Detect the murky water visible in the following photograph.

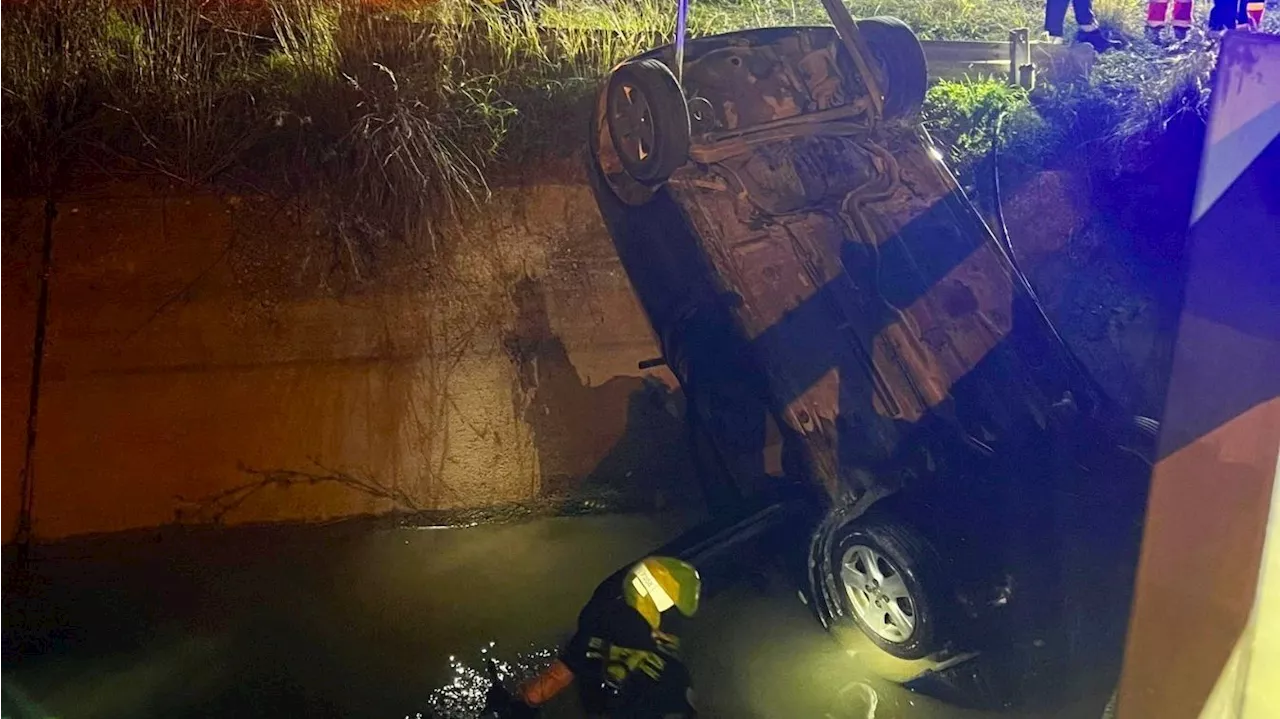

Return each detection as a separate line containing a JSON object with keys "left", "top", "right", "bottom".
{"left": 3, "top": 515, "right": 1073, "bottom": 718}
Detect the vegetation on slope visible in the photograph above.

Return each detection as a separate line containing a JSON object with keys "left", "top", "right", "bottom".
{"left": 0, "top": 0, "right": 1234, "bottom": 270}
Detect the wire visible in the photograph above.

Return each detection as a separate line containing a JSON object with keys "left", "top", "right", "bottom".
{"left": 986, "top": 110, "right": 1104, "bottom": 412}
{"left": 989, "top": 111, "right": 1015, "bottom": 262}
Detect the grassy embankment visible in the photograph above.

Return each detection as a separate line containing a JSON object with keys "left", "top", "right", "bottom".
{"left": 0, "top": 0, "right": 1233, "bottom": 265}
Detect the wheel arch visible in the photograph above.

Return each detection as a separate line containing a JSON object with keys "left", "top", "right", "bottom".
{"left": 805, "top": 490, "right": 903, "bottom": 630}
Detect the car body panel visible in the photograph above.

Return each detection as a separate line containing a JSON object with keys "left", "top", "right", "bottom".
{"left": 591, "top": 27, "right": 1099, "bottom": 511}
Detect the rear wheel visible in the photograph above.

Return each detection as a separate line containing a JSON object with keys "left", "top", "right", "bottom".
{"left": 605, "top": 58, "right": 691, "bottom": 185}
{"left": 857, "top": 17, "right": 929, "bottom": 120}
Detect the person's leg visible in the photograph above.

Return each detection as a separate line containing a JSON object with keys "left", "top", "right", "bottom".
{"left": 1045, "top": 0, "right": 1071, "bottom": 37}
{"left": 1245, "top": 1, "right": 1265, "bottom": 28}
{"left": 1074, "top": 0, "right": 1121, "bottom": 51}
{"left": 1146, "top": 0, "right": 1171, "bottom": 40}
{"left": 1073, "top": 0, "right": 1098, "bottom": 29}
{"left": 1147, "top": 0, "right": 1172, "bottom": 29}
{"left": 1209, "top": 0, "right": 1238, "bottom": 29}
{"left": 1171, "top": 0, "right": 1194, "bottom": 39}
{"left": 1238, "top": 0, "right": 1258, "bottom": 26}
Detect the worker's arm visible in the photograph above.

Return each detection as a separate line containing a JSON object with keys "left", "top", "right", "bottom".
{"left": 519, "top": 659, "right": 575, "bottom": 706}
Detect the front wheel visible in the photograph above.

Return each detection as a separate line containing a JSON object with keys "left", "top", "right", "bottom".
{"left": 812, "top": 509, "right": 953, "bottom": 659}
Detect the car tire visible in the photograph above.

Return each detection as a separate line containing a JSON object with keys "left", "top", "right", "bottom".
{"left": 857, "top": 17, "right": 928, "bottom": 120}
{"left": 605, "top": 58, "right": 691, "bottom": 185}
{"left": 812, "top": 508, "right": 951, "bottom": 659}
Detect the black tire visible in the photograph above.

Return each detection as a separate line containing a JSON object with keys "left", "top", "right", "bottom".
{"left": 857, "top": 17, "right": 929, "bottom": 120}
{"left": 823, "top": 510, "right": 951, "bottom": 659}
{"left": 605, "top": 58, "right": 691, "bottom": 184}
{"left": 587, "top": 112, "right": 658, "bottom": 207}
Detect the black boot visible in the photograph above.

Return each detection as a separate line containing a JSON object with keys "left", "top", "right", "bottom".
{"left": 1076, "top": 27, "right": 1123, "bottom": 52}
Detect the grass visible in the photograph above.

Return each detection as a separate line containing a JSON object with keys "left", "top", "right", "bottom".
{"left": 924, "top": 78, "right": 1036, "bottom": 170}
{"left": 0, "top": 0, "right": 1219, "bottom": 273}
{"left": 2, "top": 0, "right": 614, "bottom": 264}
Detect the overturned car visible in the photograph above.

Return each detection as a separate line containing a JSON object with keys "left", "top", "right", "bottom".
{"left": 586, "top": 5, "right": 1153, "bottom": 700}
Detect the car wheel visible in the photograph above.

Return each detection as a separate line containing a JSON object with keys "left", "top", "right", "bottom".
{"left": 605, "top": 58, "right": 691, "bottom": 185}
{"left": 857, "top": 17, "right": 928, "bottom": 120}
{"left": 814, "top": 509, "right": 951, "bottom": 659}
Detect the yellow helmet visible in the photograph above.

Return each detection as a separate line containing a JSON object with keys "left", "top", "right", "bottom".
{"left": 621, "top": 556, "right": 701, "bottom": 630}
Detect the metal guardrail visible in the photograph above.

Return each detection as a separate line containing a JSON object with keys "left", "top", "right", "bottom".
{"left": 923, "top": 39, "right": 1015, "bottom": 80}
{"left": 922, "top": 29, "right": 1093, "bottom": 88}
{"left": 396, "top": 19, "right": 1089, "bottom": 90}
{"left": 554, "top": 25, "right": 1094, "bottom": 89}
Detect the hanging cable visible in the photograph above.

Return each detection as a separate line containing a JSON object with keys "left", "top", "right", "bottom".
{"left": 989, "top": 111, "right": 1016, "bottom": 263}
{"left": 987, "top": 110, "right": 1103, "bottom": 411}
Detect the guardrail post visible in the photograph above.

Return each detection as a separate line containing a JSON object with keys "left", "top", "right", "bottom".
{"left": 1009, "top": 28, "right": 1031, "bottom": 88}
{"left": 1019, "top": 63, "right": 1037, "bottom": 90}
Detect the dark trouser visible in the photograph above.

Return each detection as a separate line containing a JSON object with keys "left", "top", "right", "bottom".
{"left": 1045, "top": 0, "right": 1097, "bottom": 36}
{"left": 1208, "top": 0, "right": 1247, "bottom": 29}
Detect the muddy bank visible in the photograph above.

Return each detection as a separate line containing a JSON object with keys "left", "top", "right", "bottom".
{"left": 1002, "top": 166, "right": 1187, "bottom": 420}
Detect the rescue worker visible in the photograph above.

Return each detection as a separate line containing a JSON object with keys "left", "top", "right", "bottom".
{"left": 1145, "top": 0, "right": 1195, "bottom": 42}
{"left": 485, "top": 556, "right": 702, "bottom": 718}
{"left": 1044, "top": 0, "right": 1122, "bottom": 52}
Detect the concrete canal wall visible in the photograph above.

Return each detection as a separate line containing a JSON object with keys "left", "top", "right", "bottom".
{"left": 1, "top": 165, "right": 1171, "bottom": 541}
{"left": 2, "top": 174, "right": 687, "bottom": 541}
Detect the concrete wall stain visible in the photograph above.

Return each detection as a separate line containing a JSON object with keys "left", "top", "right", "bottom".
{"left": 2, "top": 199, "right": 45, "bottom": 544}
{"left": 503, "top": 274, "right": 694, "bottom": 503}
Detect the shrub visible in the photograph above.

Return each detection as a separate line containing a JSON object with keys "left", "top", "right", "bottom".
{"left": 924, "top": 78, "right": 1039, "bottom": 172}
